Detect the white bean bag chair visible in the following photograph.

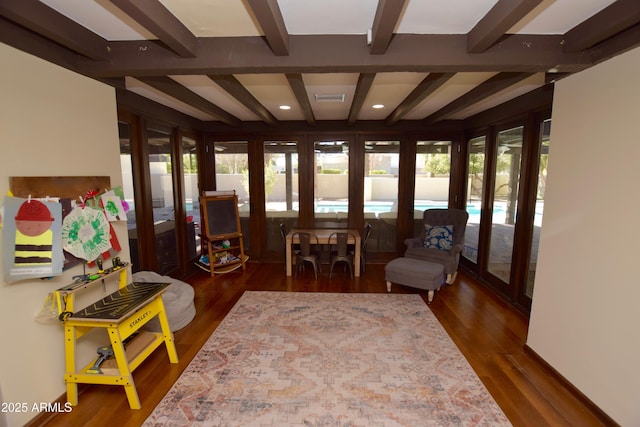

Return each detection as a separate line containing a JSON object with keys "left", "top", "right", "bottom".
{"left": 132, "top": 271, "right": 196, "bottom": 332}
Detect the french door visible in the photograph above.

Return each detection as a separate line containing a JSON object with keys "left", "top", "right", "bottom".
{"left": 263, "top": 140, "right": 299, "bottom": 258}
{"left": 462, "top": 114, "right": 550, "bottom": 312}
{"left": 118, "top": 113, "right": 202, "bottom": 276}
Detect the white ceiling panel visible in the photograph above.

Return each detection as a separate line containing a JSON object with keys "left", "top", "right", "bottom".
{"left": 160, "top": 0, "right": 262, "bottom": 37}
{"left": 404, "top": 72, "right": 496, "bottom": 120}
{"left": 396, "top": 0, "right": 497, "bottom": 34}
{"left": 235, "top": 74, "right": 305, "bottom": 121}
{"left": 449, "top": 73, "right": 547, "bottom": 119}
{"left": 40, "top": 0, "right": 154, "bottom": 40}
{"left": 169, "top": 75, "right": 259, "bottom": 121}
{"left": 360, "top": 72, "right": 429, "bottom": 121}
{"left": 511, "top": 0, "right": 618, "bottom": 34}
{"left": 126, "top": 77, "right": 216, "bottom": 121}
{"left": 278, "top": 0, "right": 378, "bottom": 35}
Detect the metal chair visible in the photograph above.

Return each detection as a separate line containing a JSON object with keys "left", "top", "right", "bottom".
{"left": 329, "top": 232, "right": 355, "bottom": 279}
{"left": 360, "top": 222, "right": 372, "bottom": 272}
{"left": 349, "top": 222, "right": 372, "bottom": 273}
{"left": 292, "top": 232, "right": 321, "bottom": 279}
{"left": 280, "top": 223, "right": 299, "bottom": 272}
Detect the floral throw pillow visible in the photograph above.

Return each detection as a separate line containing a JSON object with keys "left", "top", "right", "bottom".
{"left": 423, "top": 224, "right": 454, "bottom": 251}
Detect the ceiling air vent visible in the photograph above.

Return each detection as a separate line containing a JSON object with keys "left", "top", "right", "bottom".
{"left": 314, "top": 93, "right": 346, "bottom": 103}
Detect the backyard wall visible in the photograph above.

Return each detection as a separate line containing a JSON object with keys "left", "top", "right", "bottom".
{"left": 215, "top": 174, "right": 450, "bottom": 204}
{"left": 527, "top": 46, "right": 640, "bottom": 426}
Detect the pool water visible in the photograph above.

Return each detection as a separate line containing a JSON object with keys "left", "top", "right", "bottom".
{"left": 315, "top": 201, "right": 491, "bottom": 216}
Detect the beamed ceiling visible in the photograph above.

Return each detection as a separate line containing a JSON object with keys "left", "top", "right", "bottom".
{"left": 1, "top": 0, "right": 640, "bottom": 129}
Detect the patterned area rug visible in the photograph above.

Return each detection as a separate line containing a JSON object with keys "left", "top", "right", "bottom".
{"left": 144, "top": 292, "right": 511, "bottom": 426}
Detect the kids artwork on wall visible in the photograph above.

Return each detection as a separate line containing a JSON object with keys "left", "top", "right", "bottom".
{"left": 2, "top": 179, "right": 129, "bottom": 282}
{"left": 101, "top": 189, "right": 127, "bottom": 221}
{"left": 1, "top": 196, "right": 63, "bottom": 282}
{"left": 61, "top": 204, "right": 111, "bottom": 262}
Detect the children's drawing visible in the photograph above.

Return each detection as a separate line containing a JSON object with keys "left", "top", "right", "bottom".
{"left": 1, "top": 196, "right": 63, "bottom": 282}
{"left": 14, "top": 199, "right": 54, "bottom": 267}
{"left": 59, "top": 198, "right": 84, "bottom": 270}
{"left": 101, "top": 190, "right": 126, "bottom": 221}
{"left": 61, "top": 206, "right": 111, "bottom": 262}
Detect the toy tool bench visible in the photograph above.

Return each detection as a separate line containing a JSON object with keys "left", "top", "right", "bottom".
{"left": 54, "top": 263, "right": 178, "bottom": 409}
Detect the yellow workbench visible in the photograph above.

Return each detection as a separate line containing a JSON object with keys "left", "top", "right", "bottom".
{"left": 54, "top": 266, "right": 178, "bottom": 409}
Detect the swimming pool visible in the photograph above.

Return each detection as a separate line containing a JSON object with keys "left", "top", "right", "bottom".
{"left": 315, "top": 200, "right": 491, "bottom": 216}
{"left": 271, "top": 200, "right": 541, "bottom": 226}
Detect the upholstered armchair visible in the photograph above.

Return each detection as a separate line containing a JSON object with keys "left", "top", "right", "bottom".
{"left": 404, "top": 208, "right": 469, "bottom": 284}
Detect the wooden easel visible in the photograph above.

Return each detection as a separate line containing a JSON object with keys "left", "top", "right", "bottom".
{"left": 200, "top": 191, "right": 246, "bottom": 277}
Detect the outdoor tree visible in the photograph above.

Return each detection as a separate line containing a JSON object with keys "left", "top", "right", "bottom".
{"left": 259, "top": 155, "right": 278, "bottom": 198}
{"left": 183, "top": 153, "right": 198, "bottom": 173}
{"left": 424, "top": 154, "right": 450, "bottom": 176}
{"left": 216, "top": 154, "right": 248, "bottom": 174}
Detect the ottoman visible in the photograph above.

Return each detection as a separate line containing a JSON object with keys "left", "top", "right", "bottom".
{"left": 384, "top": 257, "right": 445, "bottom": 303}
{"left": 133, "top": 271, "right": 196, "bottom": 332}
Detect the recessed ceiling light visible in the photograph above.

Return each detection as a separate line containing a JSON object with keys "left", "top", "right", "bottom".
{"left": 372, "top": 104, "right": 385, "bottom": 109}
{"left": 279, "top": 105, "right": 291, "bottom": 110}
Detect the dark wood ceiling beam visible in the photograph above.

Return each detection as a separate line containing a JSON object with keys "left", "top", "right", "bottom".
{"left": 286, "top": 73, "right": 315, "bottom": 125}
{"left": 587, "top": 22, "right": 640, "bottom": 66}
{"left": 544, "top": 72, "right": 571, "bottom": 84}
{"left": 137, "top": 76, "right": 240, "bottom": 126}
{"left": 385, "top": 72, "right": 456, "bottom": 125}
{"left": 246, "top": 0, "right": 289, "bottom": 56}
{"left": 208, "top": 75, "right": 278, "bottom": 127}
{"left": 108, "top": 0, "right": 197, "bottom": 57}
{"left": 348, "top": 73, "right": 376, "bottom": 125}
{"left": 369, "top": 0, "right": 408, "bottom": 54}
{"left": 467, "top": 0, "right": 543, "bottom": 53}
{"left": 0, "top": 0, "right": 108, "bottom": 60}
{"left": 0, "top": 17, "right": 81, "bottom": 70}
{"left": 80, "top": 34, "right": 589, "bottom": 77}
{"left": 117, "top": 88, "right": 204, "bottom": 129}
{"left": 423, "top": 72, "right": 534, "bottom": 125}
{"left": 563, "top": 0, "right": 640, "bottom": 52}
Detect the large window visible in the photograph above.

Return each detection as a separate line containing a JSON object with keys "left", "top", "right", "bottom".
{"left": 413, "top": 141, "right": 452, "bottom": 236}
{"left": 464, "top": 136, "right": 486, "bottom": 264}
{"left": 147, "top": 126, "right": 177, "bottom": 274}
{"left": 214, "top": 141, "right": 250, "bottom": 250}
{"left": 365, "top": 140, "right": 400, "bottom": 251}
{"left": 118, "top": 121, "right": 140, "bottom": 272}
{"left": 264, "top": 141, "right": 299, "bottom": 253}
{"left": 117, "top": 115, "right": 201, "bottom": 275}
{"left": 462, "top": 118, "right": 546, "bottom": 312}
{"left": 314, "top": 140, "right": 349, "bottom": 227}
{"left": 181, "top": 134, "right": 199, "bottom": 262}
{"left": 526, "top": 119, "right": 551, "bottom": 297}
{"left": 488, "top": 126, "right": 523, "bottom": 283}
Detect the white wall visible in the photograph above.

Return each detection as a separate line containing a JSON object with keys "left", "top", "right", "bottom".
{"left": 0, "top": 44, "right": 128, "bottom": 426}
{"left": 528, "top": 46, "right": 640, "bottom": 426}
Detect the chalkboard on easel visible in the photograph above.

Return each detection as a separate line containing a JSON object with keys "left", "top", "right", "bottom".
{"left": 201, "top": 191, "right": 241, "bottom": 239}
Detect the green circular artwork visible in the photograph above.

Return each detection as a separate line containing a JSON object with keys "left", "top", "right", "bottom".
{"left": 61, "top": 206, "right": 111, "bottom": 261}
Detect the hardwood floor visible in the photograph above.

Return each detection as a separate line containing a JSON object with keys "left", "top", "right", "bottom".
{"left": 32, "top": 262, "right": 612, "bottom": 427}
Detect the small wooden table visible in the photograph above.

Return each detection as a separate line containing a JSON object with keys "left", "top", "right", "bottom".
{"left": 286, "top": 228, "right": 361, "bottom": 277}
